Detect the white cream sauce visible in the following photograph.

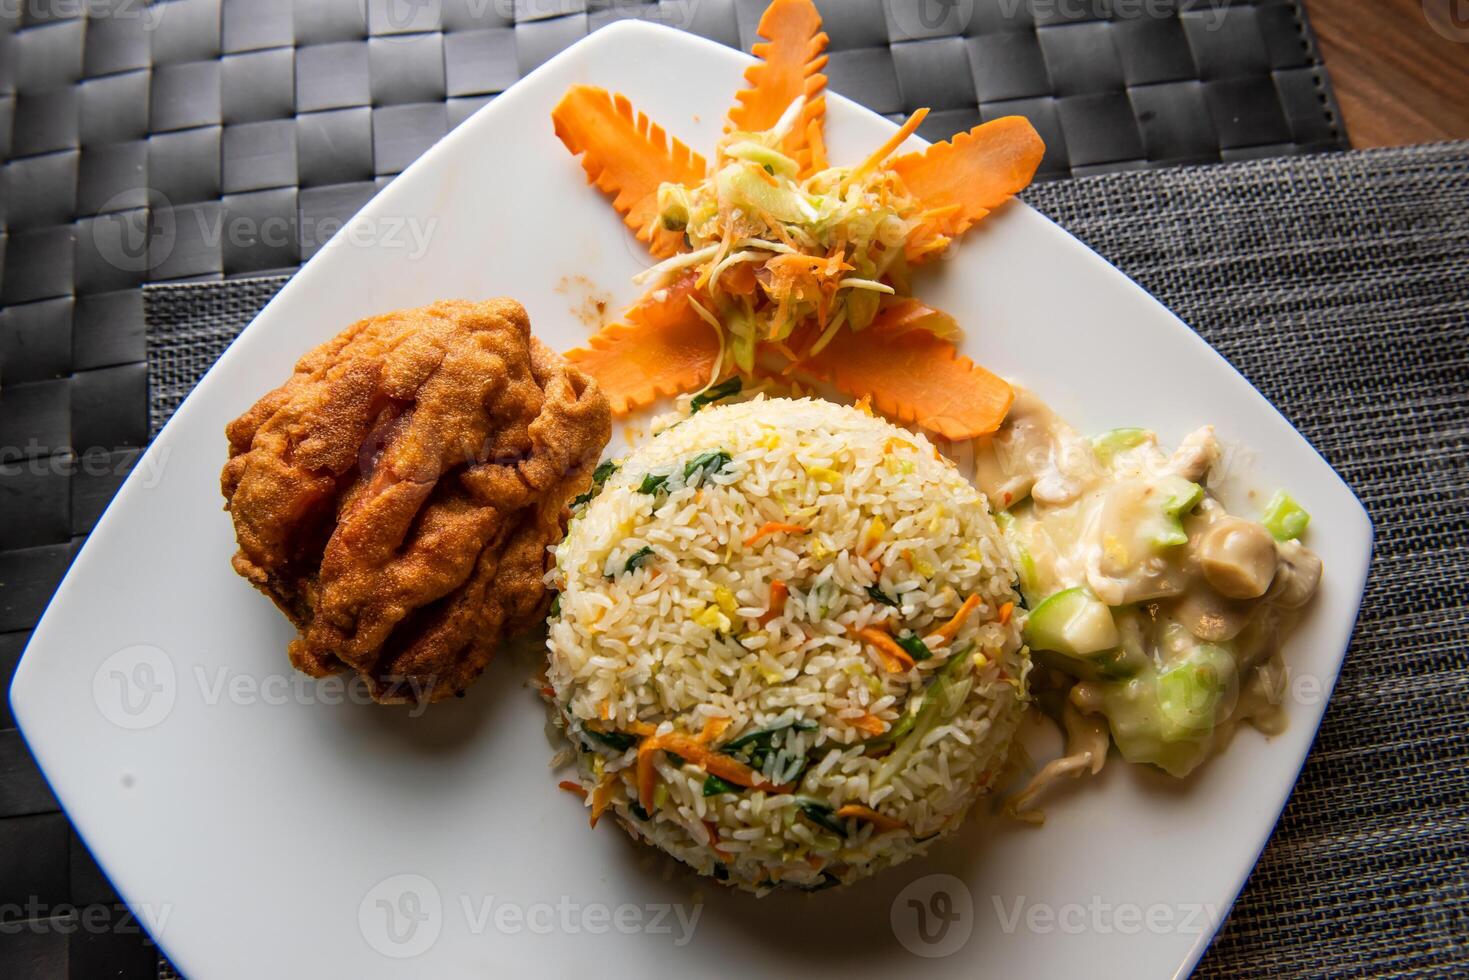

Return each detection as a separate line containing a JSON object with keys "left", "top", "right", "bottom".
{"left": 973, "top": 388, "right": 1324, "bottom": 816}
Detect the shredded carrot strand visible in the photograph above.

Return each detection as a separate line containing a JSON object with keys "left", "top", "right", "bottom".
{"left": 852, "top": 107, "right": 929, "bottom": 179}
{"left": 589, "top": 774, "right": 616, "bottom": 828}
{"left": 759, "top": 580, "right": 790, "bottom": 626}
{"left": 558, "top": 780, "right": 588, "bottom": 799}
{"left": 935, "top": 595, "right": 982, "bottom": 643}
{"left": 743, "top": 521, "right": 809, "bottom": 548}
{"left": 997, "top": 601, "right": 1015, "bottom": 626}
{"left": 851, "top": 713, "right": 887, "bottom": 736}
{"left": 835, "top": 804, "right": 906, "bottom": 832}
{"left": 856, "top": 626, "right": 915, "bottom": 672}
{"left": 636, "top": 719, "right": 776, "bottom": 811}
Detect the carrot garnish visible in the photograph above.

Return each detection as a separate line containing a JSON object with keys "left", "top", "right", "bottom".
{"left": 637, "top": 730, "right": 791, "bottom": 810}
{"left": 743, "top": 521, "right": 809, "bottom": 548}
{"left": 855, "top": 626, "right": 916, "bottom": 673}
{"left": 565, "top": 276, "right": 722, "bottom": 415}
{"left": 852, "top": 107, "right": 929, "bottom": 180}
{"left": 997, "top": 601, "right": 1015, "bottom": 626}
{"left": 726, "top": 0, "right": 829, "bottom": 171}
{"left": 804, "top": 116, "right": 828, "bottom": 174}
{"left": 559, "top": 780, "right": 588, "bottom": 799}
{"left": 835, "top": 804, "right": 906, "bottom": 832}
{"left": 794, "top": 306, "right": 1014, "bottom": 440}
{"left": 758, "top": 579, "right": 790, "bottom": 626}
{"left": 589, "top": 774, "right": 616, "bottom": 827}
{"left": 890, "top": 115, "right": 1044, "bottom": 250}
{"left": 934, "top": 595, "right": 982, "bottom": 643}
{"left": 851, "top": 713, "right": 887, "bottom": 736}
{"left": 552, "top": 85, "right": 707, "bottom": 257}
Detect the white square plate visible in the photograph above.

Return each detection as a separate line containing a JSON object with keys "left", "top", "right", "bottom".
{"left": 12, "top": 20, "right": 1371, "bottom": 980}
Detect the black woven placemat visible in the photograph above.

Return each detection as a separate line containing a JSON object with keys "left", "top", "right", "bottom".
{"left": 139, "top": 142, "right": 1469, "bottom": 978}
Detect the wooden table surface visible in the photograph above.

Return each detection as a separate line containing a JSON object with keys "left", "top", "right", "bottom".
{"left": 1308, "top": 0, "right": 1469, "bottom": 147}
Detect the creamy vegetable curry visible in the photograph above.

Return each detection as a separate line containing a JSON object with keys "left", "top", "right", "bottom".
{"left": 972, "top": 388, "right": 1323, "bottom": 816}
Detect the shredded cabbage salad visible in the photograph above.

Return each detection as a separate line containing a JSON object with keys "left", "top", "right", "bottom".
{"left": 639, "top": 99, "right": 956, "bottom": 376}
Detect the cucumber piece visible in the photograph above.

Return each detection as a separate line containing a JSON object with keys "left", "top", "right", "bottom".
{"left": 716, "top": 164, "right": 808, "bottom": 223}
{"left": 1156, "top": 643, "right": 1234, "bottom": 741}
{"left": 1032, "top": 645, "right": 1144, "bottom": 683}
{"left": 1023, "top": 588, "right": 1120, "bottom": 656}
{"left": 1097, "top": 643, "right": 1236, "bottom": 778}
{"left": 1149, "top": 475, "right": 1204, "bottom": 548}
{"left": 1092, "top": 427, "right": 1150, "bottom": 463}
{"left": 723, "top": 140, "right": 799, "bottom": 177}
{"left": 1261, "top": 490, "right": 1310, "bottom": 541}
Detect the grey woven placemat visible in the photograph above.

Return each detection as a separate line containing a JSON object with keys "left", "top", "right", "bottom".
{"left": 145, "top": 143, "right": 1469, "bottom": 977}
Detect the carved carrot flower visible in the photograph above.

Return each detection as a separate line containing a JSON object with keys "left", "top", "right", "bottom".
{"left": 551, "top": 0, "right": 1045, "bottom": 439}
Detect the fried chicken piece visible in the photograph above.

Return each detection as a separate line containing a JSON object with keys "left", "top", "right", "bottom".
{"left": 221, "top": 299, "right": 611, "bottom": 704}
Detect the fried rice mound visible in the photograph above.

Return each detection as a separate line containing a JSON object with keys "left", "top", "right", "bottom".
{"left": 221, "top": 298, "right": 611, "bottom": 704}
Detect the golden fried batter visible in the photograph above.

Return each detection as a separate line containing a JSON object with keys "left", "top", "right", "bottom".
{"left": 221, "top": 299, "right": 611, "bottom": 704}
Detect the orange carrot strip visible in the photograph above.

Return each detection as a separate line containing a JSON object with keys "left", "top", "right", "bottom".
{"left": 564, "top": 277, "right": 722, "bottom": 415}
{"left": 935, "top": 595, "right": 982, "bottom": 643}
{"left": 700, "top": 717, "right": 733, "bottom": 742}
{"left": 850, "top": 713, "right": 887, "bottom": 736}
{"left": 726, "top": 0, "right": 829, "bottom": 170}
{"left": 718, "top": 261, "right": 758, "bottom": 296}
{"left": 589, "top": 774, "right": 616, "bottom": 828}
{"left": 856, "top": 627, "right": 915, "bottom": 673}
{"left": 552, "top": 85, "right": 707, "bottom": 257}
{"left": 559, "top": 780, "right": 588, "bottom": 799}
{"left": 890, "top": 115, "right": 1045, "bottom": 253}
{"left": 636, "top": 739, "right": 661, "bottom": 811}
{"left": 793, "top": 304, "right": 1014, "bottom": 440}
{"left": 835, "top": 804, "right": 906, "bottom": 832}
{"left": 998, "top": 601, "right": 1015, "bottom": 626}
{"left": 804, "top": 116, "right": 828, "bottom": 175}
{"left": 743, "top": 521, "right": 809, "bottom": 548}
{"left": 758, "top": 580, "right": 790, "bottom": 626}
{"left": 626, "top": 720, "right": 658, "bottom": 737}
{"left": 852, "top": 107, "right": 929, "bottom": 179}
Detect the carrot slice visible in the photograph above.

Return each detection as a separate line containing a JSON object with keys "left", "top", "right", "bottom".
{"left": 890, "top": 115, "right": 1045, "bottom": 251}
{"left": 589, "top": 774, "right": 616, "bottom": 828}
{"left": 558, "top": 780, "right": 587, "bottom": 799}
{"left": 758, "top": 580, "right": 790, "bottom": 626}
{"left": 934, "top": 595, "right": 982, "bottom": 643}
{"left": 835, "top": 804, "right": 906, "bottom": 832}
{"left": 552, "top": 85, "right": 707, "bottom": 258}
{"left": 636, "top": 732, "right": 791, "bottom": 810}
{"left": 856, "top": 627, "right": 916, "bottom": 673}
{"left": 795, "top": 305, "right": 1014, "bottom": 440}
{"left": 726, "top": 0, "right": 829, "bottom": 172}
{"left": 998, "top": 601, "right": 1015, "bottom": 626}
{"left": 852, "top": 108, "right": 928, "bottom": 180}
{"left": 850, "top": 713, "right": 887, "bottom": 736}
{"left": 564, "top": 277, "right": 722, "bottom": 415}
{"left": 743, "top": 521, "right": 809, "bottom": 548}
